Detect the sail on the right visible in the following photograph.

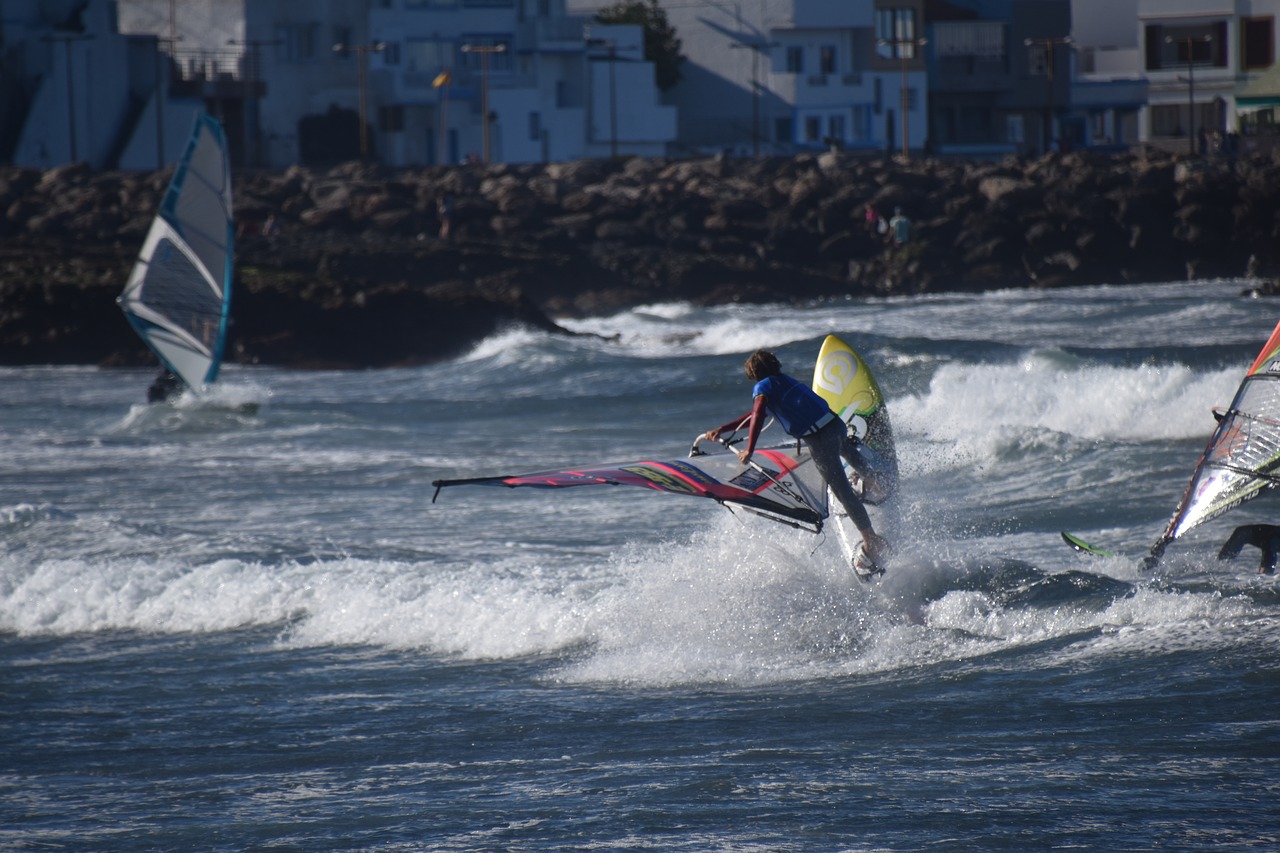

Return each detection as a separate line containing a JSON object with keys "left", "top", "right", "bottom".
{"left": 1148, "top": 319, "right": 1280, "bottom": 564}
{"left": 118, "top": 112, "right": 234, "bottom": 393}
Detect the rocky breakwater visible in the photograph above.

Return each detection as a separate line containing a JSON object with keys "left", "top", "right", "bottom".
{"left": 3, "top": 149, "right": 1279, "bottom": 369}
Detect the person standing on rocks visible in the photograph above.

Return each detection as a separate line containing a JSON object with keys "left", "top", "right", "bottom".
{"left": 863, "top": 204, "right": 882, "bottom": 236}
{"left": 888, "top": 207, "right": 910, "bottom": 249}
{"left": 437, "top": 192, "right": 455, "bottom": 241}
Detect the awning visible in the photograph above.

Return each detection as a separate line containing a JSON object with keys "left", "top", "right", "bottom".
{"left": 1233, "top": 96, "right": 1280, "bottom": 108}
{"left": 1236, "top": 65, "right": 1280, "bottom": 108}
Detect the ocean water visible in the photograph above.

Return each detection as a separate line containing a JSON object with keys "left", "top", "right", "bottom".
{"left": 3, "top": 280, "right": 1280, "bottom": 851}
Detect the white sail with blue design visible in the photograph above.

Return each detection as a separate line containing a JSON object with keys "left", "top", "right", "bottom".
{"left": 119, "top": 113, "right": 234, "bottom": 394}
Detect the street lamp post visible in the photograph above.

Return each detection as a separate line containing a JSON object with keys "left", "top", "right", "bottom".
{"left": 585, "top": 37, "right": 619, "bottom": 158}
{"left": 1167, "top": 34, "right": 1212, "bottom": 156}
{"left": 461, "top": 43, "right": 506, "bottom": 163}
{"left": 229, "top": 37, "right": 282, "bottom": 167}
{"left": 1025, "top": 36, "right": 1072, "bottom": 154}
{"left": 877, "top": 36, "right": 926, "bottom": 160}
{"left": 333, "top": 40, "right": 386, "bottom": 159}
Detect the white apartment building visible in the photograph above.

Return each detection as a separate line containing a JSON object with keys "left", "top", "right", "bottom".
{"left": 4, "top": 0, "right": 203, "bottom": 169}
{"left": 367, "top": 0, "right": 675, "bottom": 165}
{"left": 114, "top": 0, "right": 376, "bottom": 168}
{"left": 1137, "top": 0, "right": 1280, "bottom": 151}
{"left": 29, "top": 0, "right": 675, "bottom": 168}
{"left": 571, "top": 0, "right": 928, "bottom": 157}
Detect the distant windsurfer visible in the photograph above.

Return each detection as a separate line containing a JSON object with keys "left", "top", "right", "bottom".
{"left": 147, "top": 369, "right": 183, "bottom": 403}
{"left": 1218, "top": 524, "right": 1280, "bottom": 574}
{"left": 704, "top": 349, "right": 892, "bottom": 577}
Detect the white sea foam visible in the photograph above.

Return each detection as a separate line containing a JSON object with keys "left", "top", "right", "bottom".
{"left": 891, "top": 353, "right": 1237, "bottom": 470}
{"left": 1, "top": 281, "right": 1273, "bottom": 689}
{"left": 0, "top": 498, "right": 1267, "bottom": 689}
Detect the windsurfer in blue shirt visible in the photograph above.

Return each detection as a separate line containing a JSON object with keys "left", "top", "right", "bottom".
{"left": 704, "top": 349, "right": 891, "bottom": 577}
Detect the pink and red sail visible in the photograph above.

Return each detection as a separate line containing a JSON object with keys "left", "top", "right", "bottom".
{"left": 432, "top": 444, "right": 829, "bottom": 530}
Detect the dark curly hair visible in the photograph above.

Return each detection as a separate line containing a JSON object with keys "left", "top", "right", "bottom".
{"left": 744, "top": 350, "right": 781, "bottom": 382}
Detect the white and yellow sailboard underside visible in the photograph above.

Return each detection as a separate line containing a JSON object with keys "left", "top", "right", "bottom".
{"left": 811, "top": 334, "right": 899, "bottom": 569}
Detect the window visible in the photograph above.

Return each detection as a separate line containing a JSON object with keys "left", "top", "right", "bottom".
{"left": 407, "top": 38, "right": 453, "bottom": 73}
{"left": 1091, "top": 113, "right": 1108, "bottom": 141}
{"left": 276, "top": 23, "right": 320, "bottom": 62}
{"left": 827, "top": 114, "right": 845, "bottom": 140}
{"left": 529, "top": 111, "right": 541, "bottom": 141}
{"left": 1145, "top": 23, "right": 1228, "bottom": 70}
{"left": 1242, "top": 17, "right": 1274, "bottom": 70}
{"left": 933, "top": 21, "right": 1005, "bottom": 59}
{"left": 383, "top": 42, "right": 401, "bottom": 65}
{"left": 1150, "top": 103, "right": 1183, "bottom": 136}
{"left": 1028, "top": 44, "right": 1049, "bottom": 75}
{"left": 852, "top": 105, "right": 871, "bottom": 142}
{"left": 1006, "top": 115, "right": 1024, "bottom": 144}
{"left": 1151, "top": 102, "right": 1217, "bottom": 137}
{"left": 379, "top": 105, "right": 404, "bottom": 132}
{"left": 877, "top": 8, "right": 919, "bottom": 59}
{"left": 333, "top": 26, "right": 352, "bottom": 54}
{"left": 1240, "top": 108, "right": 1276, "bottom": 135}
{"left": 820, "top": 45, "right": 837, "bottom": 74}
{"left": 786, "top": 46, "right": 803, "bottom": 73}
{"left": 775, "top": 116, "right": 794, "bottom": 142}
{"left": 804, "top": 116, "right": 821, "bottom": 142}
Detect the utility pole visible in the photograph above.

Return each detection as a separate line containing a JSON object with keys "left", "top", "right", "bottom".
{"left": 1167, "top": 34, "right": 1212, "bottom": 156}
{"left": 433, "top": 68, "right": 452, "bottom": 164}
{"left": 333, "top": 41, "right": 386, "bottom": 159}
{"left": 1025, "top": 36, "right": 1072, "bottom": 154}
{"left": 877, "top": 36, "right": 927, "bottom": 160}
{"left": 461, "top": 43, "right": 506, "bottom": 162}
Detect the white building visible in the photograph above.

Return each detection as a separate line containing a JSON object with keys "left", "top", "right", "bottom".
{"left": 1137, "top": 0, "right": 1280, "bottom": 151}
{"left": 570, "top": 0, "right": 927, "bottom": 157}
{"left": 366, "top": 0, "right": 675, "bottom": 165}
{"left": 3, "top": 0, "right": 201, "bottom": 169}
{"left": 117, "top": 0, "right": 374, "bottom": 168}
{"left": 4, "top": 0, "right": 674, "bottom": 170}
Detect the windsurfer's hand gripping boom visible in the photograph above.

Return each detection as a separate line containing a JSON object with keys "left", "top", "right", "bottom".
{"left": 688, "top": 431, "right": 742, "bottom": 458}
{"left": 703, "top": 396, "right": 768, "bottom": 464}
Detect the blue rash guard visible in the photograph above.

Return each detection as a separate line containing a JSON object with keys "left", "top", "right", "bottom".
{"left": 753, "top": 373, "right": 834, "bottom": 437}
{"left": 711, "top": 369, "right": 877, "bottom": 537}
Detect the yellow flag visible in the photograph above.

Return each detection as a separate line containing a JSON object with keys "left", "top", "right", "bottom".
{"left": 433, "top": 69, "right": 451, "bottom": 88}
